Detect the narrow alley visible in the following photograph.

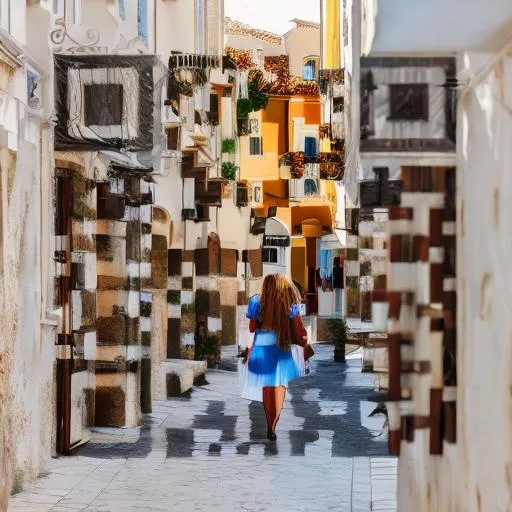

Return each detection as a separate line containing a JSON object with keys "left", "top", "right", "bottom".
{"left": 8, "top": 345, "right": 397, "bottom": 512}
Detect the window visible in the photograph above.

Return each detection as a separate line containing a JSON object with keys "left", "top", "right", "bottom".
{"left": 73, "top": 0, "right": 81, "bottom": 24}
{"left": 207, "top": 0, "right": 220, "bottom": 54}
{"left": 196, "top": 0, "right": 207, "bottom": 54}
{"left": 389, "top": 83, "right": 429, "bottom": 121}
{"left": 84, "top": 84, "right": 123, "bottom": 126}
{"left": 303, "top": 57, "right": 318, "bottom": 81}
{"left": 0, "top": 0, "right": 10, "bottom": 32}
{"left": 119, "top": 0, "right": 126, "bottom": 20}
{"left": 249, "top": 137, "right": 263, "bottom": 156}
{"left": 304, "top": 137, "right": 318, "bottom": 159}
{"left": 361, "top": 70, "right": 376, "bottom": 138}
{"left": 262, "top": 248, "right": 278, "bottom": 264}
{"left": 52, "top": 0, "right": 64, "bottom": 16}
{"left": 138, "top": 0, "right": 148, "bottom": 45}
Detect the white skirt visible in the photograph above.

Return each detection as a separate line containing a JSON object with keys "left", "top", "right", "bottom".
{"left": 238, "top": 345, "right": 306, "bottom": 402}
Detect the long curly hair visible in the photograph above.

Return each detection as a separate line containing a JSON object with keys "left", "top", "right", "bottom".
{"left": 259, "top": 274, "right": 301, "bottom": 350}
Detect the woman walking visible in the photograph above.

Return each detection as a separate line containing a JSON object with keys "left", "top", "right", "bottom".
{"left": 241, "top": 274, "right": 314, "bottom": 440}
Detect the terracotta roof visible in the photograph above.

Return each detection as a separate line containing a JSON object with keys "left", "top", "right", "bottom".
{"left": 224, "top": 17, "right": 283, "bottom": 46}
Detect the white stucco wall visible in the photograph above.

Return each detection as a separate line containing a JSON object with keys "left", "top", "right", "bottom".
{"left": 396, "top": 48, "right": 512, "bottom": 512}
{"left": 0, "top": 56, "right": 56, "bottom": 501}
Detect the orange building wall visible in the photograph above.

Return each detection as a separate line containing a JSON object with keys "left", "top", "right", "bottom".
{"left": 263, "top": 98, "right": 289, "bottom": 155}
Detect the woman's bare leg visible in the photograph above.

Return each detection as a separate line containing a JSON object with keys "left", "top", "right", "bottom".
{"left": 272, "top": 386, "right": 286, "bottom": 432}
{"left": 262, "top": 386, "right": 276, "bottom": 433}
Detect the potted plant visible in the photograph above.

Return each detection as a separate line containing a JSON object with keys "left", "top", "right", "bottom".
{"left": 328, "top": 318, "right": 348, "bottom": 363}
{"left": 195, "top": 332, "right": 221, "bottom": 369}
{"left": 221, "top": 162, "right": 238, "bottom": 181}
{"left": 222, "top": 138, "right": 236, "bottom": 154}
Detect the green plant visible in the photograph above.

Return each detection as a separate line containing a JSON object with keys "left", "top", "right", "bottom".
{"left": 237, "top": 98, "right": 252, "bottom": 119}
{"left": 248, "top": 76, "right": 269, "bottom": 112}
{"left": 221, "top": 162, "right": 237, "bottom": 181}
{"left": 181, "top": 303, "right": 195, "bottom": 315}
{"left": 328, "top": 318, "right": 348, "bottom": 363}
{"left": 195, "top": 332, "right": 220, "bottom": 360}
{"left": 222, "top": 138, "right": 236, "bottom": 154}
{"left": 167, "top": 290, "right": 181, "bottom": 305}
{"left": 328, "top": 318, "right": 348, "bottom": 347}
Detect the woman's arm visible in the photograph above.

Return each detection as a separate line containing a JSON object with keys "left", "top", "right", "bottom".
{"left": 249, "top": 318, "right": 258, "bottom": 333}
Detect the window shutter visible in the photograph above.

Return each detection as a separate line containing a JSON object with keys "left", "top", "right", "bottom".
{"left": 138, "top": 0, "right": 148, "bottom": 45}
{"left": 84, "top": 84, "right": 123, "bottom": 126}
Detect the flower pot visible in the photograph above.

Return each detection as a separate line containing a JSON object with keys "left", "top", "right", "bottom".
{"left": 334, "top": 344, "right": 345, "bottom": 363}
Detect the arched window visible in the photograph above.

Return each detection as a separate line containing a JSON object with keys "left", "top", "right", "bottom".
{"left": 303, "top": 56, "right": 319, "bottom": 81}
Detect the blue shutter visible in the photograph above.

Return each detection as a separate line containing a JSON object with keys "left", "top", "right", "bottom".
{"left": 138, "top": 0, "right": 148, "bottom": 45}
{"left": 119, "top": 0, "right": 126, "bottom": 20}
{"left": 303, "top": 60, "right": 316, "bottom": 81}
{"left": 196, "top": 0, "right": 205, "bottom": 53}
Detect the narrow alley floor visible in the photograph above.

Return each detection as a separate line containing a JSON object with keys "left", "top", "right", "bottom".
{"left": 9, "top": 344, "right": 397, "bottom": 512}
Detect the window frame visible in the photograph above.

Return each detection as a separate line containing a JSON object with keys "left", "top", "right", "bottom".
{"left": 118, "top": 0, "right": 126, "bottom": 21}
{"left": 72, "top": 0, "right": 82, "bottom": 25}
{"left": 262, "top": 247, "right": 278, "bottom": 264}
{"left": 249, "top": 136, "right": 263, "bottom": 157}
{"left": 302, "top": 56, "right": 319, "bottom": 82}
{"left": 138, "top": 0, "right": 149, "bottom": 46}
{"left": 195, "top": 0, "right": 208, "bottom": 54}
{"left": 388, "top": 83, "right": 429, "bottom": 122}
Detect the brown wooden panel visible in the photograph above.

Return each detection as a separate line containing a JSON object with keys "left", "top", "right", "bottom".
{"left": 388, "top": 429, "right": 401, "bottom": 456}
{"left": 390, "top": 234, "right": 413, "bottom": 262}
{"left": 430, "top": 263, "right": 443, "bottom": 303}
{"left": 167, "top": 318, "right": 181, "bottom": 359}
{"left": 401, "top": 415, "right": 414, "bottom": 442}
{"left": 388, "top": 207, "right": 413, "bottom": 220}
{"left": 95, "top": 386, "right": 126, "bottom": 427}
{"left": 220, "top": 249, "right": 238, "bottom": 277}
{"left": 430, "top": 388, "right": 443, "bottom": 455}
{"left": 444, "top": 401, "right": 457, "bottom": 443}
{"left": 168, "top": 249, "right": 183, "bottom": 276}
{"left": 429, "top": 209, "right": 444, "bottom": 247}
{"left": 413, "top": 415, "right": 431, "bottom": 429}
{"left": 248, "top": 249, "right": 263, "bottom": 278}
{"left": 413, "top": 235, "right": 429, "bottom": 262}
{"left": 388, "top": 334, "right": 402, "bottom": 401}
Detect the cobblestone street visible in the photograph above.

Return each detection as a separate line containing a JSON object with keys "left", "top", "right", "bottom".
{"left": 9, "top": 344, "right": 397, "bottom": 512}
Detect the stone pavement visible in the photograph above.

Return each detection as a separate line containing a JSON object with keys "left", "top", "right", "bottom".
{"left": 9, "top": 344, "right": 397, "bottom": 512}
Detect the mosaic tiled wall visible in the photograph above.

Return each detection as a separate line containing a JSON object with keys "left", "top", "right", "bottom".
{"left": 372, "top": 166, "right": 457, "bottom": 455}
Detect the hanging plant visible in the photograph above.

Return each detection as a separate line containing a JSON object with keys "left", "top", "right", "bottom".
{"left": 248, "top": 75, "right": 269, "bottom": 112}
{"left": 237, "top": 98, "right": 252, "bottom": 120}
{"left": 221, "top": 162, "right": 238, "bottom": 181}
{"left": 222, "top": 138, "right": 236, "bottom": 154}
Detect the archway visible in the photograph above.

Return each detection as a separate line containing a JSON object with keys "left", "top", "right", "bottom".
{"left": 263, "top": 217, "right": 291, "bottom": 279}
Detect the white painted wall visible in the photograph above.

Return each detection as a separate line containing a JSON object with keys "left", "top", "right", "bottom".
{"left": 0, "top": 29, "right": 56, "bottom": 501}
{"left": 396, "top": 46, "right": 512, "bottom": 512}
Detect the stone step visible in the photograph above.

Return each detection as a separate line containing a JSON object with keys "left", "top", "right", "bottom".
{"left": 159, "top": 359, "right": 207, "bottom": 398}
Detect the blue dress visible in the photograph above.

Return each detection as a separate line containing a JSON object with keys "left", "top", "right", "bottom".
{"left": 245, "top": 295, "right": 303, "bottom": 388}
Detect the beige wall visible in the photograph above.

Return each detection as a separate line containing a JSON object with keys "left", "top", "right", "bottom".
{"left": 225, "top": 34, "right": 284, "bottom": 56}
{"left": 284, "top": 24, "right": 321, "bottom": 77}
